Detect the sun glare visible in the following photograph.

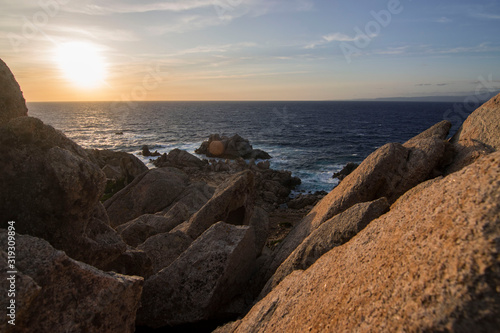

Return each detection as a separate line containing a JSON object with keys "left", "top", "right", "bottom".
{"left": 55, "top": 42, "right": 107, "bottom": 88}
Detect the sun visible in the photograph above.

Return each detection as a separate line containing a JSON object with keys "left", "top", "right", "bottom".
{"left": 55, "top": 41, "right": 107, "bottom": 88}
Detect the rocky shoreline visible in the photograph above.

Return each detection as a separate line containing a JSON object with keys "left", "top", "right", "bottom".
{"left": 1, "top": 57, "right": 499, "bottom": 332}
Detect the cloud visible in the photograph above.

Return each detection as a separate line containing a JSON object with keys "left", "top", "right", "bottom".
{"left": 472, "top": 13, "right": 500, "bottom": 20}
{"left": 305, "top": 31, "right": 378, "bottom": 49}
{"left": 434, "top": 17, "right": 452, "bottom": 23}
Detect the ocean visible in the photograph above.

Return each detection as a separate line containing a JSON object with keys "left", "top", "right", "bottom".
{"left": 28, "top": 101, "right": 468, "bottom": 193}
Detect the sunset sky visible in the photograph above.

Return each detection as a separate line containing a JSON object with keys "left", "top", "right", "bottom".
{"left": 1, "top": 0, "right": 500, "bottom": 101}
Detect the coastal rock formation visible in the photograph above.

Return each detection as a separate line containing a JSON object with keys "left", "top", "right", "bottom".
{"left": 447, "top": 92, "right": 500, "bottom": 173}
{"left": 86, "top": 148, "right": 148, "bottom": 183}
{"left": 217, "top": 151, "right": 500, "bottom": 332}
{"left": 261, "top": 197, "right": 389, "bottom": 296}
{"left": 195, "top": 134, "right": 271, "bottom": 159}
{"left": 141, "top": 145, "right": 161, "bottom": 157}
{"left": 137, "top": 231, "right": 192, "bottom": 273}
{"left": 103, "top": 247, "right": 154, "bottom": 278}
{"left": 332, "top": 162, "right": 359, "bottom": 182}
{"left": 0, "top": 58, "right": 27, "bottom": 124}
{"left": 262, "top": 120, "right": 451, "bottom": 288}
{"left": 137, "top": 222, "right": 256, "bottom": 328}
{"left": 153, "top": 148, "right": 207, "bottom": 169}
{"left": 104, "top": 167, "right": 190, "bottom": 227}
{"left": 183, "top": 170, "right": 256, "bottom": 239}
{"left": 0, "top": 230, "right": 143, "bottom": 333}
{"left": 0, "top": 116, "right": 125, "bottom": 268}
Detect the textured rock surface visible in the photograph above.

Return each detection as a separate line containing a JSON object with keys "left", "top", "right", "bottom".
{"left": 104, "top": 167, "right": 189, "bottom": 227}
{"left": 447, "top": 92, "right": 500, "bottom": 173}
{"left": 86, "top": 148, "right": 148, "bottom": 182}
{"left": 262, "top": 197, "right": 389, "bottom": 296}
{"left": 217, "top": 152, "right": 500, "bottom": 333}
{"left": 451, "top": 92, "right": 500, "bottom": 150}
{"left": 0, "top": 231, "right": 143, "bottom": 333}
{"left": 184, "top": 170, "right": 255, "bottom": 239}
{"left": 137, "top": 222, "right": 256, "bottom": 328}
{"left": 264, "top": 121, "right": 450, "bottom": 286}
{"left": 138, "top": 230, "right": 192, "bottom": 273}
{"left": 153, "top": 148, "right": 207, "bottom": 169}
{"left": 248, "top": 207, "right": 270, "bottom": 256}
{"left": 117, "top": 204, "right": 190, "bottom": 247}
{"left": 195, "top": 134, "right": 271, "bottom": 159}
{"left": 0, "top": 117, "right": 125, "bottom": 268}
{"left": 0, "top": 58, "right": 27, "bottom": 125}
{"left": 103, "top": 247, "right": 154, "bottom": 278}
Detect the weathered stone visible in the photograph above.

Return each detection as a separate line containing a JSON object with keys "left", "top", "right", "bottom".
{"left": 262, "top": 198, "right": 389, "bottom": 296}
{"left": 104, "top": 167, "right": 189, "bottom": 227}
{"left": 248, "top": 206, "right": 270, "bottom": 256}
{"left": 332, "top": 162, "right": 359, "bottom": 182}
{"left": 138, "top": 230, "right": 192, "bottom": 273}
{"left": 265, "top": 120, "right": 450, "bottom": 286}
{"left": 218, "top": 152, "right": 500, "bottom": 333}
{"left": 153, "top": 148, "right": 206, "bottom": 169}
{"left": 184, "top": 170, "right": 255, "bottom": 239}
{"left": 0, "top": 231, "right": 143, "bottom": 333}
{"left": 447, "top": 92, "right": 500, "bottom": 173}
{"left": 86, "top": 148, "right": 148, "bottom": 183}
{"left": 451, "top": 92, "right": 500, "bottom": 150}
{"left": 137, "top": 222, "right": 256, "bottom": 328}
{"left": 195, "top": 134, "right": 271, "bottom": 159}
{"left": 0, "top": 117, "right": 124, "bottom": 268}
{"left": 102, "top": 247, "right": 154, "bottom": 278}
{"left": 0, "top": 58, "right": 27, "bottom": 125}
{"left": 117, "top": 203, "right": 190, "bottom": 247}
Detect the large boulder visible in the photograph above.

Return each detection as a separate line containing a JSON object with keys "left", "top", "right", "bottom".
{"left": 195, "top": 134, "right": 271, "bottom": 159}
{"left": 104, "top": 167, "right": 189, "bottom": 227}
{"left": 262, "top": 197, "right": 389, "bottom": 296}
{"left": 0, "top": 117, "right": 125, "bottom": 268}
{"left": 153, "top": 148, "right": 207, "bottom": 169}
{"left": 263, "top": 120, "right": 451, "bottom": 286}
{"left": 447, "top": 92, "right": 500, "bottom": 173}
{"left": 137, "top": 230, "right": 192, "bottom": 273}
{"left": 218, "top": 151, "right": 500, "bottom": 332}
{"left": 137, "top": 222, "right": 256, "bottom": 328}
{"left": 184, "top": 170, "right": 256, "bottom": 239}
{"left": 0, "top": 58, "right": 27, "bottom": 125}
{"left": 86, "top": 148, "right": 148, "bottom": 183}
{"left": 0, "top": 231, "right": 143, "bottom": 333}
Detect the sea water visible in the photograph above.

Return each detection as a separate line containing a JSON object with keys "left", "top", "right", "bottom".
{"left": 28, "top": 101, "right": 465, "bottom": 193}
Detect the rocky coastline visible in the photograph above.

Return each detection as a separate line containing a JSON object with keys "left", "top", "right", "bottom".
{"left": 1, "top": 57, "right": 499, "bottom": 332}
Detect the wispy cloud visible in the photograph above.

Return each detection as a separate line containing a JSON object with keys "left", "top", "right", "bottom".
{"left": 472, "top": 12, "right": 500, "bottom": 20}
{"left": 305, "top": 31, "right": 378, "bottom": 49}
{"left": 434, "top": 16, "right": 452, "bottom": 23}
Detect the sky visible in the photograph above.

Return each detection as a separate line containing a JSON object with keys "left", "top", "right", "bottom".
{"left": 1, "top": 0, "right": 500, "bottom": 101}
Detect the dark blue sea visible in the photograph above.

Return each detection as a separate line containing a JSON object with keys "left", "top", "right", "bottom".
{"left": 28, "top": 101, "right": 469, "bottom": 193}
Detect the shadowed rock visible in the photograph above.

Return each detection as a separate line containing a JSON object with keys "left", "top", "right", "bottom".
{"left": 104, "top": 167, "right": 189, "bottom": 227}
{"left": 0, "top": 230, "right": 143, "bottom": 333}
{"left": 153, "top": 148, "right": 207, "bottom": 169}
{"left": 261, "top": 197, "right": 389, "bottom": 296}
{"left": 262, "top": 120, "right": 451, "bottom": 291}
{"left": 0, "top": 117, "right": 125, "bottom": 268}
{"left": 217, "top": 151, "right": 500, "bottom": 333}
{"left": 137, "top": 222, "right": 256, "bottom": 328}
{"left": 195, "top": 134, "right": 271, "bottom": 160}
{"left": 0, "top": 58, "right": 27, "bottom": 125}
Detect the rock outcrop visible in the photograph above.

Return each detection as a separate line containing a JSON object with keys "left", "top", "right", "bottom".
{"left": 0, "top": 231, "right": 143, "bottom": 333}
{"left": 332, "top": 162, "right": 359, "bottom": 182}
{"left": 86, "top": 148, "right": 148, "bottom": 183}
{"left": 0, "top": 58, "right": 27, "bottom": 125}
{"left": 195, "top": 134, "right": 271, "bottom": 160}
{"left": 153, "top": 148, "right": 207, "bottom": 169}
{"left": 262, "top": 120, "right": 451, "bottom": 289}
{"left": 447, "top": 92, "right": 500, "bottom": 173}
{"left": 261, "top": 197, "right": 389, "bottom": 296}
{"left": 137, "top": 222, "right": 256, "bottom": 328}
{"left": 183, "top": 170, "right": 256, "bottom": 239}
{"left": 0, "top": 117, "right": 126, "bottom": 268}
{"left": 217, "top": 151, "right": 500, "bottom": 332}
{"left": 104, "top": 167, "right": 190, "bottom": 227}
